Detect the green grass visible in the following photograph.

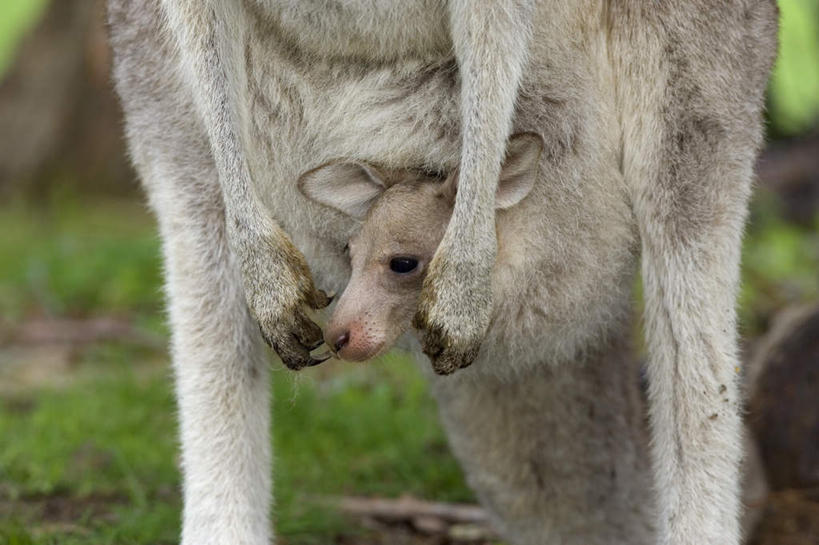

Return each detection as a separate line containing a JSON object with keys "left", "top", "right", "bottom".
{"left": 0, "top": 347, "right": 180, "bottom": 545}
{"left": 0, "top": 343, "right": 470, "bottom": 544}
{"left": 0, "top": 343, "right": 468, "bottom": 544}
{"left": 0, "top": 193, "right": 164, "bottom": 327}
{"left": 0, "top": 196, "right": 471, "bottom": 544}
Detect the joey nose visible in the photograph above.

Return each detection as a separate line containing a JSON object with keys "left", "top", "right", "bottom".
{"left": 334, "top": 331, "right": 350, "bottom": 353}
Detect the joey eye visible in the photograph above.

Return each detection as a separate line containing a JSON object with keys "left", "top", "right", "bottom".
{"left": 343, "top": 243, "right": 350, "bottom": 254}
{"left": 389, "top": 257, "right": 418, "bottom": 274}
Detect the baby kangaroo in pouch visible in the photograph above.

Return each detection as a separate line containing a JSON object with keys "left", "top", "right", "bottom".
{"left": 299, "top": 133, "right": 544, "bottom": 363}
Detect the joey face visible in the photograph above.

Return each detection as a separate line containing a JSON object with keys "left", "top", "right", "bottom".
{"left": 329, "top": 182, "right": 452, "bottom": 360}
{"left": 298, "top": 133, "right": 543, "bottom": 361}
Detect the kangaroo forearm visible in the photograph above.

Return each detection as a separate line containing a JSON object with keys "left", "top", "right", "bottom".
{"left": 159, "top": 1, "right": 329, "bottom": 371}
{"left": 447, "top": 0, "right": 534, "bottom": 227}
{"left": 161, "top": 1, "right": 271, "bottom": 248}
{"left": 161, "top": 0, "right": 313, "bottom": 314}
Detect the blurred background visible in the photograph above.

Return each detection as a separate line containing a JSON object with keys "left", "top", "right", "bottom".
{"left": 0, "top": 1, "right": 817, "bottom": 544}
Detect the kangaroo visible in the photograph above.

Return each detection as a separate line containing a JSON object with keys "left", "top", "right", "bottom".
{"left": 108, "top": 1, "right": 778, "bottom": 544}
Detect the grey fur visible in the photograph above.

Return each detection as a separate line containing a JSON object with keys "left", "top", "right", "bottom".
{"left": 108, "top": 1, "right": 778, "bottom": 544}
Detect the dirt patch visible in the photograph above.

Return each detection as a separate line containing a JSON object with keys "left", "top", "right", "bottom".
{"left": 0, "top": 491, "right": 126, "bottom": 536}
{"left": 750, "top": 489, "right": 819, "bottom": 545}
{"left": 0, "top": 344, "right": 77, "bottom": 394}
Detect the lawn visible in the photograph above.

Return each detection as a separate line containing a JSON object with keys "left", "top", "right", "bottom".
{"left": 0, "top": 196, "right": 476, "bottom": 545}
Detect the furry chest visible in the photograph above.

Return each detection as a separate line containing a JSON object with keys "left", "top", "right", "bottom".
{"left": 250, "top": 0, "right": 452, "bottom": 61}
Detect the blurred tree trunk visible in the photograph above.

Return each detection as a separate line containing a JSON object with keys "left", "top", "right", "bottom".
{"left": 0, "top": 0, "right": 134, "bottom": 197}
{"left": 756, "top": 134, "right": 819, "bottom": 226}
{"left": 748, "top": 303, "right": 819, "bottom": 491}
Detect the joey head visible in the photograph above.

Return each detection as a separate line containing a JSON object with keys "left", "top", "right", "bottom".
{"left": 299, "top": 133, "right": 543, "bottom": 364}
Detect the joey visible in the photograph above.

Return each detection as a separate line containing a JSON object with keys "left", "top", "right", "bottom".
{"left": 299, "top": 133, "right": 543, "bottom": 367}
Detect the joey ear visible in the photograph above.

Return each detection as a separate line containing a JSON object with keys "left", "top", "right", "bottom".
{"left": 495, "top": 132, "right": 544, "bottom": 210}
{"left": 298, "top": 161, "right": 386, "bottom": 219}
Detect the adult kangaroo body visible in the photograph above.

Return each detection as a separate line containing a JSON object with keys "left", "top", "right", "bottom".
{"left": 108, "top": 1, "right": 778, "bottom": 544}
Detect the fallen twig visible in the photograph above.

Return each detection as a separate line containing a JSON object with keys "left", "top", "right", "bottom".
{"left": 332, "top": 495, "right": 498, "bottom": 540}
{"left": 336, "top": 495, "right": 487, "bottom": 524}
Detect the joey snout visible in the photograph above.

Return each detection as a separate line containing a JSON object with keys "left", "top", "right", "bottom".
{"left": 325, "top": 315, "right": 385, "bottom": 362}
{"left": 324, "top": 281, "right": 413, "bottom": 362}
